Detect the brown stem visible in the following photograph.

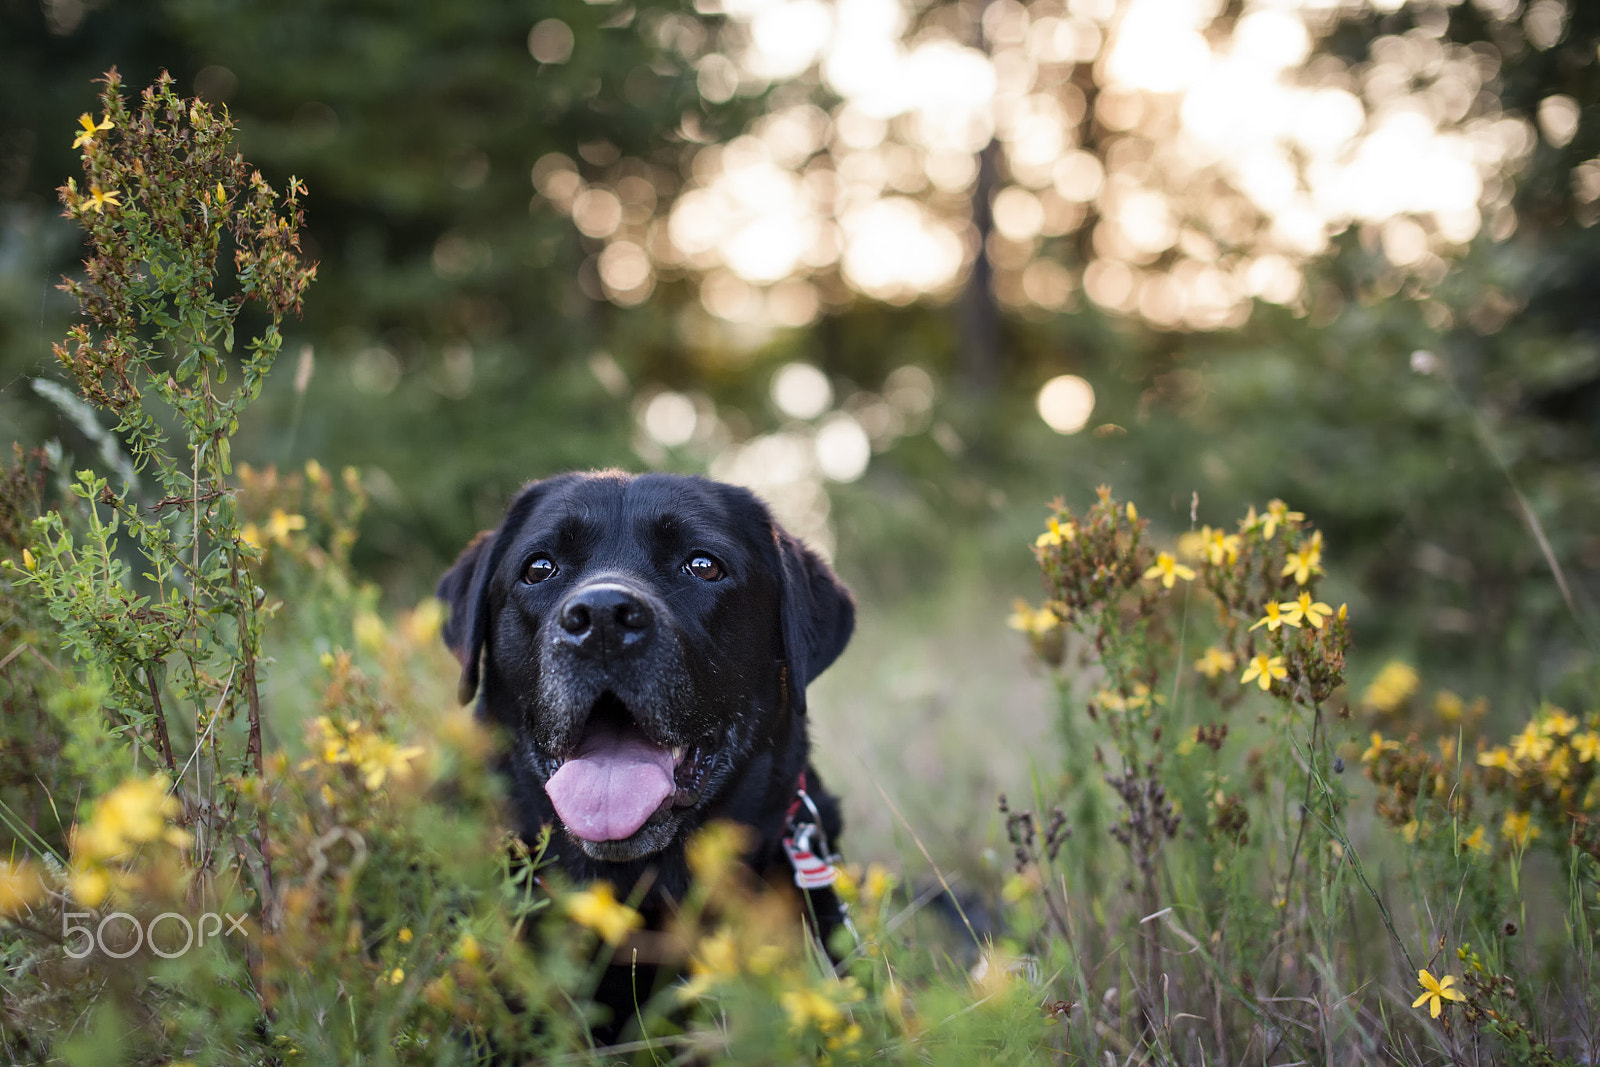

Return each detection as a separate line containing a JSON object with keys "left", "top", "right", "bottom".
{"left": 231, "top": 544, "right": 274, "bottom": 931}
{"left": 143, "top": 664, "right": 177, "bottom": 773}
{"left": 1271, "top": 699, "right": 1322, "bottom": 997}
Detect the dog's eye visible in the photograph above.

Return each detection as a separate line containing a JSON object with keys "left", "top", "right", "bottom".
{"left": 684, "top": 554, "right": 725, "bottom": 582}
{"left": 523, "top": 557, "right": 558, "bottom": 584}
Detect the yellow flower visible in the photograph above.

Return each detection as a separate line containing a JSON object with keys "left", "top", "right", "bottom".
{"left": 264, "top": 508, "right": 307, "bottom": 545}
{"left": 1476, "top": 746, "right": 1519, "bottom": 776}
{"left": 1193, "top": 646, "right": 1237, "bottom": 680}
{"left": 1142, "top": 552, "right": 1195, "bottom": 589}
{"left": 1502, "top": 811, "right": 1540, "bottom": 849}
{"left": 215, "top": 181, "right": 227, "bottom": 205}
{"left": 1281, "top": 592, "right": 1331, "bottom": 629}
{"left": 1007, "top": 600, "right": 1061, "bottom": 637}
{"left": 1240, "top": 654, "right": 1286, "bottom": 692}
{"left": 1462, "top": 825, "right": 1489, "bottom": 855}
{"left": 398, "top": 927, "right": 413, "bottom": 943}
{"left": 1574, "top": 732, "right": 1600, "bottom": 763}
{"left": 357, "top": 738, "right": 425, "bottom": 792}
{"left": 1547, "top": 746, "right": 1572, "bottom": 782}
{"left": 1125, "top": 502, "right": 1138, "bottom": 522}
{"left": 1412, "top": 969, "right": 1466, "bottom": 1019}
{"left": 72, "top": 112, "right": 113, "bottom": 148}
{"left": 403, "top": 598, "right": 445, "bottom": 645}
{"left": 686, "top": 820, "right": 749, "bottom": 883}
{"left": 1539, "top": 707, "right": 1578, "bottom": 737}
{"left": 1400, "top": 820, "right": 1420, "bottom": 844}
{"left": 21, "top": 548, "right": 36, "bottom": 571}
{"left": 681, "top": 927, "right": 741, "bottom": 998}
{"left": 1361, "top": 732, "right": 1400, "bottom": 764}
{"left": 566, "top": 882, "right": 642, "bottom": 946}
{"left": 1249, "top": 600, "right": 1300, "bottom": 633}
{"left": 1435, "top": 690, "right": 1465, "bottom": 722}
{"left": 353, "top": 611, "right": 387, "bottom": 652}
{"left": 1238, "top": 505, "right": 1263, "bottom": 534}
{"left": 69, "top": 864, "right": 111, "bottom": 908}
{"left": 240, "top": 523, "right": 263, "bottom": 551}
{"left": 1261, "top": 499, "right": 1304, "bottom": 540}
{"left": 862, "top": 863, "right": 896, "bottom": 907}
{"left": 1201, "top": 527, "right": 1241, "bottom": 566}
{"left": 0, "top": 860, "right": 44, "bottom": 918}
{"left": 1510, "top": 725, "right": 1553, "bottom": 764}
{"left": 1362, "top": 661, "right": 1419, "bottom": 714}
{"left": 781, "top": 986, "right": 844, "bottom": 1033}
{"left": 74, "top": 775, "right": 184, "bottom": 863}
{"left": 84, "top": 185, "right": 122, "bottom": 213}
{"left": 1034, "top": 517, "right": 1075, "bottom": 549}
{"left": 387, "top": 967, "right": 405, "bottom": 985}
{"left": 1123, "top": 683, "right": 1163, "bottom": 711}
{"left": 1280, "top": 546, "right": 1322, "bottom": 585}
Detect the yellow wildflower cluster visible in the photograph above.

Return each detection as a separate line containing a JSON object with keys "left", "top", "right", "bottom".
{"left": 0, "top": 860, "right": 46, "bottom": 919}
{"left": 240, "top": 508, "right": 307, "bottom": 552}
{"left": 1178, "top": 524, "right": 1242, "bottom": 567}
{"left": 1028, "top": 487, "right": 1150, "bottom": 616}
{"left": 303, "top": 715, "right": 425, "bottom": 792}
{"left": 1362, "top": 660, "right": 1420, "bottom": 715}
{"left": 783, "top": 977, "right": 866, "bottom": 1048}
{"left": 1364, "top": 701, "right": 1600, "bottom": 858}
{"left": 69, "top": 774, "right": 192, "bottom": 906}
{"left": 1193, "top": 646, "right": 1236, "bottom": 679}
{"left": 1094, "top": 683, "right": 1164, "bottom": 714}
{"left": 834, "top": 861, "right": 897, "bottom": 914}
{"left": 1007, "top": 598, "right": 1067, "bottom": 666}
{"left": 565, "top": 881, "right": 643, "bottom": 946}
{"left": 1474, "top": 705, "right": 1595, "bottom": 786}
{"left": 1006, "top": 600, "right": 1061, "bottom": 638}
{"left": 236, "top": 460, "right": 366, "bottom": 569}
{"left": 1024, "top": 492, "right": 1348, "bottom": 706}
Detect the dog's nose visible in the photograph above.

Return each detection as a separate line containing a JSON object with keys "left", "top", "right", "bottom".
{"left": 557, "top": 583, "right": 654, "bottom": 660}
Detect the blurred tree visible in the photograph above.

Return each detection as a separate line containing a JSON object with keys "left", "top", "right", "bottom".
{"left": 2, "top": 0, "right": 1596, "bottom": 700}
{"left": 0, "top": 0, "right": 754, "bottom": 581}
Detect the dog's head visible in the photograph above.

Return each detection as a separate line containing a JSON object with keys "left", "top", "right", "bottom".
{"left": 437, "top": 471, "right": 853, "bottom": 864}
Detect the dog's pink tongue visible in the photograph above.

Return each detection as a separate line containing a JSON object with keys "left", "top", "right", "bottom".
{"left": 546, "top": 722, "right": 674, "bottom": 842}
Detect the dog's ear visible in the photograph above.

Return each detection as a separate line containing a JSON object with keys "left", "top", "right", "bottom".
{"left": 437, "top": 528, "right": 498, "bottom": 706}
{"left": 437, "top": 479, "right": 560, "bottom": 706}
{"left": 775, "top": 528, "right": 855, "bottom": 708}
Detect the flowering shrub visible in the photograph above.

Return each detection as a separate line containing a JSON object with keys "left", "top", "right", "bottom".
{"left": 1000, "top": 487, "right": 1598, "bottom": 1062}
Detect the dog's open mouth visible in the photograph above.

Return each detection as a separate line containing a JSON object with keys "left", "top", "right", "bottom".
{"left": 544, "top": 694, "right": 710, "bottom": 843}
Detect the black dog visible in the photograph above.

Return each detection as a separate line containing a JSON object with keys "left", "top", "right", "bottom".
{"left": 437, "top": 471, "right": 853, "bottom": 1030}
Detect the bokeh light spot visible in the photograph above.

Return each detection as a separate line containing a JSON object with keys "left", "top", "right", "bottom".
{"left": 642, "top": 391, "right": 698, "bottom": 447}
{"left": 772, "top": 362, "right": 833, "bottom": 419}
{"left": 528, "top": 20, "right": 575, "bottom": 64}
{"left": 1036, "top": 375, "right": 1095, "bottom": 435}
{"left": 815, "top": 413, "right": 871, "bottom": 481}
